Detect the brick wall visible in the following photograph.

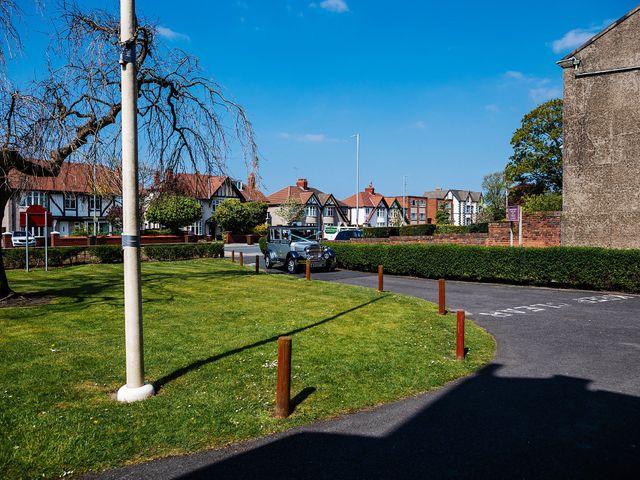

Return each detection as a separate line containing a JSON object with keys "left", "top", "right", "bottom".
{"left": 350, "top": 212, "right": 561, "bottom": 248}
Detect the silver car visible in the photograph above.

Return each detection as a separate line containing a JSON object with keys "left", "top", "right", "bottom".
{"left": 264, "top": 226, "right": 337, "bottom": 274}
{"left": 11, "top": 231, "right": 37, "bottom": 247}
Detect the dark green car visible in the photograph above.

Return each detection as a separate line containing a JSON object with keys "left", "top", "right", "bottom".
{"left": 264, "top": 226, "right": 337, "bottom": 274}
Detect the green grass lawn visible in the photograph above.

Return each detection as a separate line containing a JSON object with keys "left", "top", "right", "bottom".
{"left": 0, "top": 259, "right": 495, "bottom": 479}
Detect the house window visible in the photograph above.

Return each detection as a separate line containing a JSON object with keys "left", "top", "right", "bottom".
{"left": 188, "top": 221, "right": 203, "bottom": 235}
{"left": 89, "top": 196, "right": 102, "bottom": 214}
{"left": 377, "top": 208, "right": 385, "bottom": 218}
{"left": 365, "top": 208, "right": 371, "bottom": 215}
{"left": 411, "top": 199, "right": 416, "bottom": 206}
{"left": 64, "top": 194, "right": 76, "bottom": 210}
{"left": 324, "top": 206, "right": 335, "bottom": 217}
{"left": 305, "top": 205, "right": 317, "bottom": 217}
{"left": 20, "top": 191, "right": 48, "bottom": 208}
{"left": 419, "top": 200, "right": 426, "bottom": 206}
{"left": 411, "top": 212, "right": 417, "bottom": 220}
{"left": 419, "top": 213, "right": 425, "bottom": 221}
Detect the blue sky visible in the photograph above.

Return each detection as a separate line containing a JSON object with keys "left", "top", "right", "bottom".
{"left": 8, "top": 0, "right": 637, "bottom": 198}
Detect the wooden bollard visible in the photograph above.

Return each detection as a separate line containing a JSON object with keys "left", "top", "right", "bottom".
{"left": 255, "top": 255, "right": 260, "bottom": 274}
{"left": 306, "top": 259, "right": 311, "bottom": 281}
{"left": 456, "top": 310, "right": 465, "bottom": 359}
{"left": 239, "top": 251, "right": 244, "bottom": 267}
{"left": 378, "top": 265, "right": 384, "bottom": 292}
{"left": 275, "top": 336, "right": 292, "bottom": 418}
{"left": 231, "top": 250, "right": 235, "bottom": 262}
{"left": 438, "top": 278, "right": 446, "bottom": 315}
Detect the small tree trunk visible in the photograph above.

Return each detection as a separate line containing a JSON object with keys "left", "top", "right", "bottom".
{"left": 0, "top": 188, "right": 13, "bottom": 299}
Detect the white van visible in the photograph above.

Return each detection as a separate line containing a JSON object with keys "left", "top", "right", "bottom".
{"left": 323, "top": 226, "right": 363, "bottom": 241}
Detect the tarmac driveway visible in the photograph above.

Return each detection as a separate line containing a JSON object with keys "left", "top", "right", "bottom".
{"left": 89, "top": 269, "right": 640, "bottom": 479}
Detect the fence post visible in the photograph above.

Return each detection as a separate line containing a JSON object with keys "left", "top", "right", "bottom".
{"left": 255, "top": 255, "right": 260, "bottom": 274}
{"left": 378, "top": 265, "right": 383, "bottom": 292}
{"left": 306, "top": 258, "right": 311, "bottom": 281}
{"left": 275, "top": 336, "right": 292, "bottom": 418}
{"left": 438, "top": 278, "right": 446, "bottom": 315}
{"left": 231, "top": 250, "right": 235, "bottom": 263}
{"left": 456, "top": 310, "right": 465, "bottom": 359}
{"left": 239, "top": 251, "right": 244, "bottom": 267}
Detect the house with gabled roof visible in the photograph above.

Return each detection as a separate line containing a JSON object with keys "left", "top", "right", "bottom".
{"left": 3, "top": 161, "right": 122, "bottom": 236}
{"left": 342, "top": 183, "right": 401, "bottom": 227}
{"left": 152, "top": 171, "right": 266, "bottom": 236}
{"left": 445, "top": 189, "right": 483, "bottom": 226}
{"left": 266, "top": 178, "right": 350, "bottom": 228}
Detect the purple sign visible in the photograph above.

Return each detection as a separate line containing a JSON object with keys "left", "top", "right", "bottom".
{"left": 507, "top": 205, "right": 520, "bottom": 222}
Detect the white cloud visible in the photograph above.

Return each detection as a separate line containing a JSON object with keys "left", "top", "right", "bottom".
{"left": 503, "top": 71, "right": 562, "bottom": 103}
{"left": 156, "top": 26, "right": 190, "bottom": 42}
{"left": 550, "top": 20, "right": 613, "bottom": 54}
{"left": 484, "top": 104, "right": 500, "bottom": 113}
{"left": 279, "top": 132, "right": 338, "bottom": 143}
{"left": 413, "top": 120, "right": 427, "bottom": 129}
{"left": 310, "top": 0, "right": 350, "bottom": 13}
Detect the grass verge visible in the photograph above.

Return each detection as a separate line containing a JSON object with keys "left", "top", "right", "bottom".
{"left": 0, "top": 259, "right": 494, "bottom": 478}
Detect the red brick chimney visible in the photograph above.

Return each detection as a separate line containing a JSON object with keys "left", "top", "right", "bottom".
{"left": 248, "top": 172, "right": 256, "bottom": 190}
{"left": 296, "top": 178, "right": 308, "bottom": 190}
{"left": 365, "top": 183, "right": 375, "bottom": 194}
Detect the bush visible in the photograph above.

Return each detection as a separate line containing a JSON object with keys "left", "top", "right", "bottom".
{"left": 143, "top": 242, "right": 224, "bottom": 262}
{"left": 2, "top": 246, "right": 85, "bottom": 269}
{"left": 324, "top": 242, "right": 640, "bottom": 293}
{"left": 363, "top": 227, "right": 399, "bottom": 238}
{"left": 435, "top": 223, "right": 489, "bottom": 234}
{"left": 522, "top": 193, "right": 563, "bottom": 213}
{"left": 71, "top": 228, "right": 88, "bottom": 237}
{"left": 259, "top": 236, "right": 267, "bottom": 254}
{"left": 398, "top": 224, "right": 436, "bottom": 236}
{"left": 253, "top": 223, "right": 268, "bottom": 236}
{"left": 142, "top": 228, "right": 174, "bottom": 236}
{"left": 88, "top": 245, "right": 123, "bottom": 264}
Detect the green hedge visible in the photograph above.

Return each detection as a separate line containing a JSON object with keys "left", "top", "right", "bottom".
{"left": 88, "top": 245, "right": 123, "bottom": 264}
{"left": 398, "top": 224, "right": 436, "bottom": 236}
{"left": 435, "top": 223, "right": 489, "bottom": 234}
{"left": 325, "top": 242, "right": 640, "bottom": 292}
{"left": 143, "top": 242, "right": 224, "bottom": 262}
{"left": 2, "top": 242, "right": 224, "bottom": 269}
{"left": 363, "top": 227, "right": 400, "bottom": 238}
{"left": 2, "top": 247, "right": 85, "bottom": 269}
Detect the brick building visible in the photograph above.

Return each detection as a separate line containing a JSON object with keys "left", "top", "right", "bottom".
{"left": 558, "top": 6, "right": 640, "bottom": 248}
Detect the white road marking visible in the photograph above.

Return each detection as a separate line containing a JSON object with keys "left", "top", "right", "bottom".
{"left": 477, "top": 295, "right": 636, "bottom": 318}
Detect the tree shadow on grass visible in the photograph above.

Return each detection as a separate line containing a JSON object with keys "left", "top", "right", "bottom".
{"left": 153, "top": 296, "right": 387, "bottom": 392}
{"left": 164, "top": 364, "right": 639, "bottom": 479}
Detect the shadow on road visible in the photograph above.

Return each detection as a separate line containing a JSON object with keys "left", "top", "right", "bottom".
{"left": 175, "top": 364, "right": 640, "bottom": 479}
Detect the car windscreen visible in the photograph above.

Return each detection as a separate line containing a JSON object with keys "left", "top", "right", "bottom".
{"left": 289, "top": 229, "right": 319, "bottom": 241}
{"left": 335, "top": 230, "right": 362, "bottom": 240}
{"left": 13, "top": 231, "right": 26, "bottom": 237}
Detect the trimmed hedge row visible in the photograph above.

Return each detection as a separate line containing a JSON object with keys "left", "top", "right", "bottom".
{"left": 144, "top": 242, "right": 224, "bottom": 261}
{"left": 363, "top": 224, "right": 437, "bottom": 238}
{"left": 2, "top": 242, "right": 224, "bottom": 269}
{"left": 435, "top": 223, "right": 489, "bottom": 234}
{"left": 325, "top": 242, "right": 640, "bottom": 292}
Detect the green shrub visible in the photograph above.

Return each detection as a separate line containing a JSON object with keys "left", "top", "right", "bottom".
{"left": 142, "top": 228, "right": 174, "bottom": 236}
{"left": 259, "top": 236, "right": 267, "bottom": 254}
{"left": 398, "top": 224, "right": 436, "bottom": 236}
{"left": 88, "top": 245, "right": 123, "bottom": 264}
{"left": 363, "top": 227, "right": 399, "bottom": 238}
{"left": 325, "top": 242, "right": 640, "bottom": 293}
{"left": 435, "top": 223, "right": 489, "bottom": 234}
{"left": 2, "top": 246, "right": 85, "bottom": 269}
{"left": 143, "top": 242, "right": 224, "bottom": 262}
{"left": 522, "top": 193, "right": 562, "bottom": 213}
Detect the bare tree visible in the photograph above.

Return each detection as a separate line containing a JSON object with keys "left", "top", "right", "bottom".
{"left": 0, "top": 4, "right": 257, "bottom": 299}
{"left": 0, "top": 0, "right": 22, "bottom": 70}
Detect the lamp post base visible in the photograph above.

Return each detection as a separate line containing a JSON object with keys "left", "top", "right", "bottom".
{"left": 117, "top": 382, "right": 155, "bottom": 403}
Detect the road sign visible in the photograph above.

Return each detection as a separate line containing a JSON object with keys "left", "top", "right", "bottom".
{"left": 507, "top": 205, "right": 520, "bottom": 222}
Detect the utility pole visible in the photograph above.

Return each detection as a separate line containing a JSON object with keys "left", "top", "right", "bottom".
{"left": 403, "top": 175, "right": 407, "bottom": 225}
{"left": 351, "top": 133, "right": 360, "bottom": 226}
{"left": 117, "top": 0, "right": 154, "bottom": 402}
{"left": 92, "top": 161, "right": 98, "bottom": 236}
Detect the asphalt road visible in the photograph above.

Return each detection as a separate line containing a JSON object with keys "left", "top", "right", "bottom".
{"left": 88, "top": 262, "right": 640, "bottom": 480}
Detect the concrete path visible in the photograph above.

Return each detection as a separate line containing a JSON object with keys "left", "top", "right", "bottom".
{"left": 88, "top": 269, "right": 640, "bottom": 479}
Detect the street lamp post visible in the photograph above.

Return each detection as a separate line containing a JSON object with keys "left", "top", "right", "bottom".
{"left": 351, "top": 133, "right": 360, "bottom": 226}
{"left": 117, "top": 0, "right": 154, "bottom": 403}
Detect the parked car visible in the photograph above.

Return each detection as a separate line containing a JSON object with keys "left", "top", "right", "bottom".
{"left": 264, "top": 226, "right": 337, "bottom": 274}
{"left": 323, "top": 226, "right": 363, "bottom": 241}
{"left": 11, "top": 231, "right": 36, "bottom": 247}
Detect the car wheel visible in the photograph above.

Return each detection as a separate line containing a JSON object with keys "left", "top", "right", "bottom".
{"left": 286, "top": 257, "right": 299, "bottom": 274}
{"left": 264, "top": 253, "right": 273, "bottom": 269}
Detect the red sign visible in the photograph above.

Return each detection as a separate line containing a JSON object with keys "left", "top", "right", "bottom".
{"left": 20, "top": 205, "right": 54, "bottom": 227}
{"left": 507, "top": 205, "right": 520, "bottom": 222}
